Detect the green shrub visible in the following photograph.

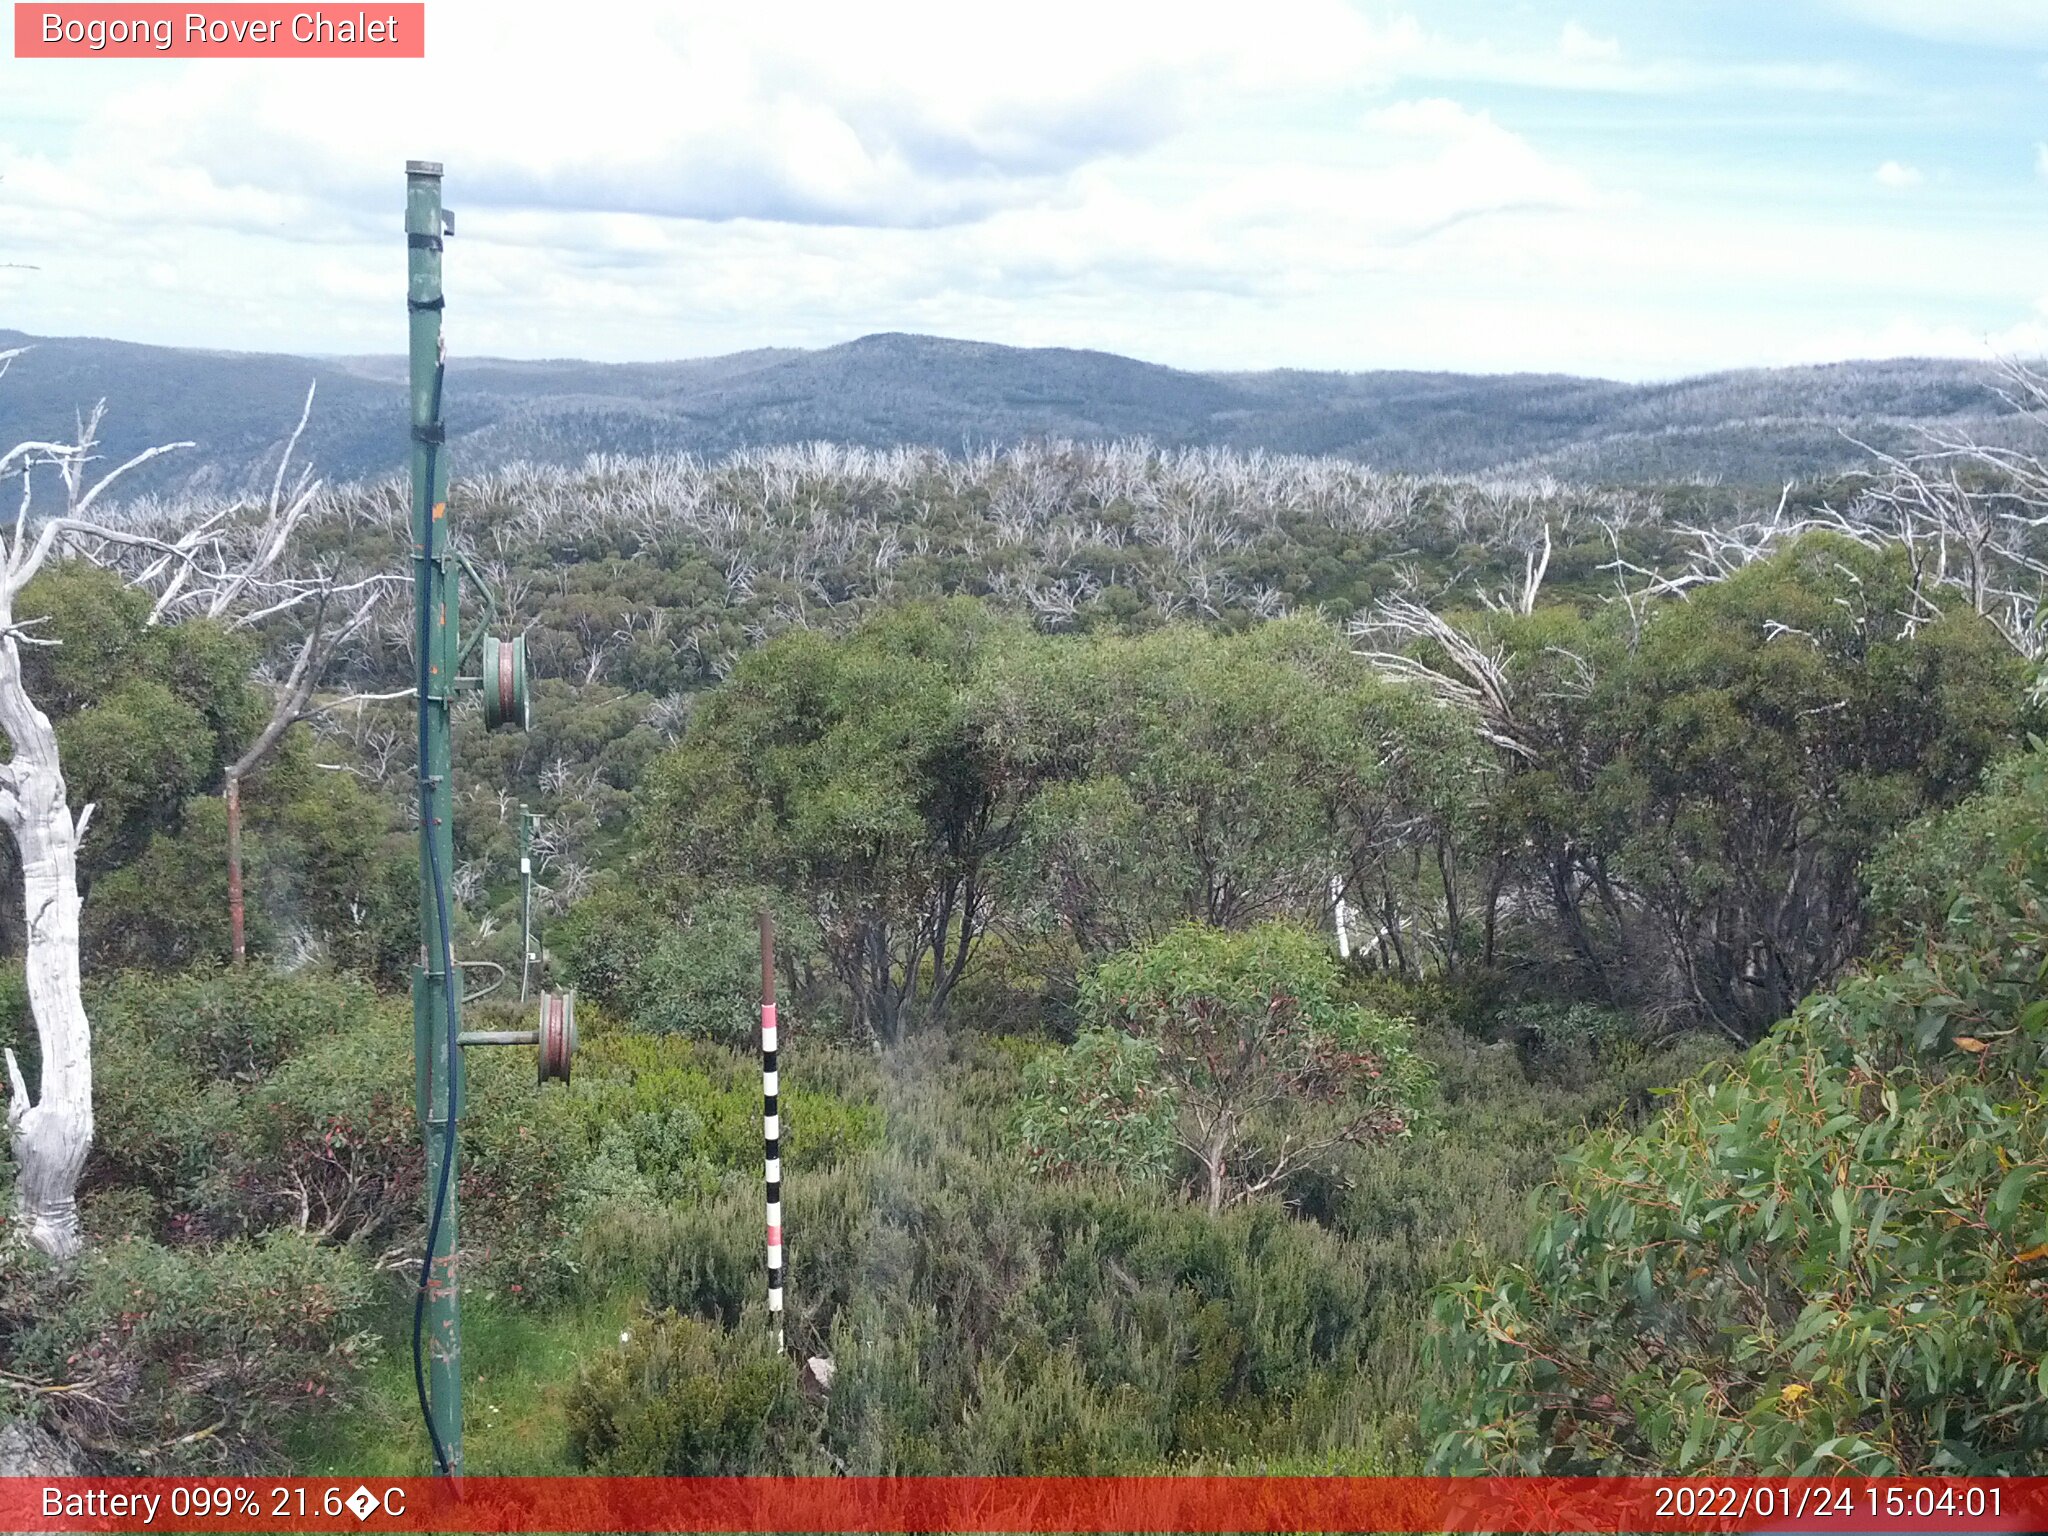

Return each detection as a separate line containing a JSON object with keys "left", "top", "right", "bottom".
{"left": 84, "top": 798, "right": 236, "bottom": 970}
{"left": 566, "top": 1310, "right": 802, "bottom": 1473}
{"left": 93, "top": 966, "right": 370, "bottom": 1082}
{"left": 633, "top": 1182, "right": 768, "bottom": 1329}
{"left": 242, "top": 747, "right": 417, "bottom": 983}
{"left": 1015, "top": 1028, "right": 1173, "bottom": 1185}
{"left": 205, "top": 1011, "right": 417, "bottom": 1243}
{"left": 570, "top": 1031, "right": 879, "bottom": 1182}
{"left": 84, "top": 970, "right": 584, "bottom": 1293}
{"left": 562, "top": 1031, "right": 882, "bottom": 1302}
{"left": 3, "top": 1233, "right": 376, "bottom": 1471}
{"left": 557, "top": 885, "right": 806, "bottom": 1049}
{"left": 88, "top": 969, "right": 382, "bottom": 1227}
{"left": 619, "top": 1050, "right": 1405, "bottom": 1473}
{"left": 1493, "top": 1000, "right": 1662, "bottom": 1081}
{"left": 944, "top": 929, "right": 1086, "bottom": 1037}
{"left": 1865, "top": 748, "right": 2045, "bottom": 948}
{"left": 81, "top": 1185, "right": 160, "bottom": 1244}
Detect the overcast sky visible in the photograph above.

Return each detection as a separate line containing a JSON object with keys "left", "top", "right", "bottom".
{"left": 1, "top": 0, "right": 2043, "bottom": 379}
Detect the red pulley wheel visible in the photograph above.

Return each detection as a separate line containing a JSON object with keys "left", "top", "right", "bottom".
{"left": 496, "top": 638, "right": 516, "bottom": 724}
{"left": 481, "top": 634, "right": 530, "bottom": 731}
{"left": 538, "top": 990, "right": 576, "bottom": 1083}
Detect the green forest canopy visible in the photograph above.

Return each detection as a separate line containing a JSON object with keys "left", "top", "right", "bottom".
{"left": 0, "top": 433, "right": 2042, "bottom": 1475}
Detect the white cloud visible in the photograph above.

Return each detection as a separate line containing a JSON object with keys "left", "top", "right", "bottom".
{"left": 1400, "top": 22, "right": 1873, "bottom": 97}
{"left": 0, "top": 72, "right": 1609, "bottom": 368}
{"left": 1875, "top": 160, "right": 1924, "bottom": 188}
{"left": 2, "top": 0, "right": 1414, "bottom": 232}
{"left": 5, "top": 186, "right": 2042, "bottom": 383}
{"left": 1784, "top": 310, "right": 2048, "bottom": 363}
{"left": 0, "top": 1, "right": 2037, "bottom": 382}
{"left": 1557, "top": 22, "right": 1623, "bottom": 63}
{"left": 1355, "top": 98, "right": 1600, "bottom": 234}
{"left": 0, "top": 1, "right": 1864, "bottom": 251}
{"left": 1826, "top": 0, "right": 2048, "bottom": 46}
{"left": 0, "top": 5, "right": 1596, "bottom": 354}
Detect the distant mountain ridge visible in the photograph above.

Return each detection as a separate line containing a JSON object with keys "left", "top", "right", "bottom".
{"left": 0, "top": 327, "right": 2033, "bottom": 496}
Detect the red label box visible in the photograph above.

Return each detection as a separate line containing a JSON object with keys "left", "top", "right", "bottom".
{"left": 4, "top": 1478, "right": 2048, "bottom": 1534}
{"left": 13, "top": 3, "right": 425, "bottom": 56}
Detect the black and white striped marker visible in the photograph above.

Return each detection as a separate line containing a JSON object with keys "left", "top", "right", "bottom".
{"left": 760, "top": 911, "right": 783, "bottom": 1354}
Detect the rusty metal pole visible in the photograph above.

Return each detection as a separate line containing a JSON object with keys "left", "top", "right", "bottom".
{"left": 226, "top": 775, "right": 246, "bottom": 964}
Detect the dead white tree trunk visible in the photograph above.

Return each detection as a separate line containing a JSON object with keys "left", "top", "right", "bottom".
{"left": 0, "top": 362, "right": 201, "bottom": 1257}
{"left": 0, "top": 607, "right": 91, "bottom": 1259}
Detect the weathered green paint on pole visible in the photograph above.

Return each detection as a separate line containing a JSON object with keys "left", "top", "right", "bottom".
{"left": 406, "top": 158, "right": 463, "bottom": 1477}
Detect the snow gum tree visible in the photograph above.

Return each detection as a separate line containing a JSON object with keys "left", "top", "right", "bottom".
{"left": 0, "top": 359, "right": 199, "bottom": 1257}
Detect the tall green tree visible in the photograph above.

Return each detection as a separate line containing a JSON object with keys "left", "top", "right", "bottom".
{"left": 643, "top": 599, "right": 1037, "bottom": 1043}
{"left": 979, "top": 618, "right": 1468, "bottom": 961}
{"left": 12, "top": 564, "right": 259, "bottom": 906}
{"left": 1428, "top": 745, "right": 2048, "bottom": 1474}
{"left": 1392, "top": 534, "right": 2022, "bottom": 1035}
{"left": 1601, "top": 536, "right": 2019, "bottom": 1036}
{"left": 0, "top": 566, "right": 412, "bottom": 978}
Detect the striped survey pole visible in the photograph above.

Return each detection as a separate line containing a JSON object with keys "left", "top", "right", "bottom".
{"left": 760, "top": 910, "right": 784, "bottom": 1353}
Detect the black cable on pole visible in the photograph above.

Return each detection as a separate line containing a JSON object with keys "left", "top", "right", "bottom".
{"left": 411, "top": 359, "right": 460, "bottom": 1479}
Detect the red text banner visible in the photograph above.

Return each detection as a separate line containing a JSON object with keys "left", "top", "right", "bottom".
{"left": 13, "top": 4, "right": 424, "bottom": 57}
{"left": 2, "top": 1477, "right": 2046, "bottom": 1533}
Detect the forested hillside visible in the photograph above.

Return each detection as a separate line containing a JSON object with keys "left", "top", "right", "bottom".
{"left": 1, "top": 374, "right": 2046, "bottom": 1475}
{"left": 2, "top": 328, "right": 2035, "bottom": 495}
